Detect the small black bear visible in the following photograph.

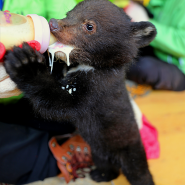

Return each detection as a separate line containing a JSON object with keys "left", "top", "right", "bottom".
{"left": 5, "top": 0, "right": 157, "bottom": 184}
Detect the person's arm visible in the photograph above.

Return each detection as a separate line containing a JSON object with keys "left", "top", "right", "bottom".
{"left": 126, "top": 1, "right": 185, "bottom": 58}
{"left": 125, "top": 2, "right": 149, "bottom": 22}
{"left": 149, "top": 19, "right": 185, "bottom": 58}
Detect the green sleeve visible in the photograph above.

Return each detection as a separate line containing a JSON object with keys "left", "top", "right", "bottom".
{"left": 150, "top": 19, "right": 185, "bottom": 58}
{"left": 45, "top": 0, "right": 77, "bottom": 21}
{"left": 2, "top": 0, "right": 46, "bottom": 16}
{"left": 0, "top": 94, "right": 24, "bottom": 105}
{"left": 147, "top": 0, "right": 164, "bottom": 7}
{"left": 75, "top": 0, "right": 114, "bottom": 3}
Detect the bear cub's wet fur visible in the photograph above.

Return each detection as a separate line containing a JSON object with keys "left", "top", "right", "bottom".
{"left": 5, "top": 0, "right": 157, "bottom": 184}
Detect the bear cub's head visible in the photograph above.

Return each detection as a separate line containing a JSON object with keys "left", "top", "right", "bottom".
{"left": 49, "top": 0, "right": 156, "bottom": 69}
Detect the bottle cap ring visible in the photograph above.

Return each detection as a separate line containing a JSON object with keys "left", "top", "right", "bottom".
{"left": 27, "top": 14, "right": 50, "bottom": 53}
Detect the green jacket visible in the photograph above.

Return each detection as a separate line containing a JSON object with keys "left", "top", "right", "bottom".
{"left": 2, "top": 0, "right": 77, "bottom": 21}
{"left": 2, "top": 0, "right": 128, "bottom": 20}
{"left": 0, "top": 0, "right": 127, "bottom": 104}
{"left": 147, "top": 0, "right": 185, "bottom": 74}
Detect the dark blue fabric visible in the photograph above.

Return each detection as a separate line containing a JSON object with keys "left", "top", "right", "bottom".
{"left": 0, "top": 98, "right": 75, "bottom": 184}
{"left": 0, "top": 122, "right": 59, "bottom": 184}
{"left": 0, "top": 0, "right": 4, "bottom": 10}
{"left": 126, "top": 46, "right": 185, "bottom": 91}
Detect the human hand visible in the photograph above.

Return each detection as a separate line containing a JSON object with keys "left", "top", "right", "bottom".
{"left": 0, "top": 41, "right": 41, "bottom": 98}
{"left": 125, "top": 1, "right": 149, "bottom": 22}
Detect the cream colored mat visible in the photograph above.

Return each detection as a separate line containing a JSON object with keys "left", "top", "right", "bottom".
{"left": 28, "top": 174, "right": 114, "bottom": 185}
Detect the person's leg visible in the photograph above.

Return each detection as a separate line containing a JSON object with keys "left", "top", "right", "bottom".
{"left": 0, "top": 98, "right": 76, "bottom": 185}
{"left": 127, "top": 56, "right": 185, "bottom": 91}
{"left": 0, "top": 121, "right": 59, "bottom": 185}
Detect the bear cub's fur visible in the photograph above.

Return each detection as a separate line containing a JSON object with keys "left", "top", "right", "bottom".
{"left": 5, "top": 0, "right": 157, "bottom": 184}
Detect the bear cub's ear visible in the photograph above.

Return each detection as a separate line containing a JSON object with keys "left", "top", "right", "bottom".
{"left": 131, "top": 21, "right": 157, "bottom": 48}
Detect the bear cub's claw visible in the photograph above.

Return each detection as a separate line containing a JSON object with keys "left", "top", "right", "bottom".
{"left": 4, "top": 42, "right": 47, "bottom": 85}
{"left": 90, "top": 169, "right": 119, "bottom": 182}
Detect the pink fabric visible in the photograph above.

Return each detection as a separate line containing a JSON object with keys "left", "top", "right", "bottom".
{"left": 140, "top": 115, "right": 160, "bottom": 159}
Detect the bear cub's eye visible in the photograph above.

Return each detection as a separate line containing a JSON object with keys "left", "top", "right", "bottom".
{"left": 86, "top": 24, "right": 94, "bottom": 31}
{"left": 82, "top": 21, "right": 96, "bottom": 34}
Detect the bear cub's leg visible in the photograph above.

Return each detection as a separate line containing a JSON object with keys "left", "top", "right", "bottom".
{"left": 90, "top": 153, "right": 120, "bottom": 182}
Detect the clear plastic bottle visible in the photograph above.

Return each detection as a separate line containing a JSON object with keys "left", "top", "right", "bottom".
{"left": 0, "top": 11, "right": 57, "bottom": 53}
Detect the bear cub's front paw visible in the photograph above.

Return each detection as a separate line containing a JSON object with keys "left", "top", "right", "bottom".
{"left": 4, "top": 42, "right": 47, "bottom": 85}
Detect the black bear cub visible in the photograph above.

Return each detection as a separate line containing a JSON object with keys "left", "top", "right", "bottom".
{"left": 5, "top": 0, "right": 157, "bottom": 184}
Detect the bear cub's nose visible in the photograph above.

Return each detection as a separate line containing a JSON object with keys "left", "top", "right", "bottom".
{"left": 49, "top": 18, "right": 59, "bottom": 31}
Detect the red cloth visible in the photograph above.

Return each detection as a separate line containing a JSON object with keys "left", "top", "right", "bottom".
{"left": 0, "top": 42, "right": 6, "bottom": 62}
{"left": 0, "top": 41, "right": 41, "bottom": 63}
{"left": 140, "top": 115, "right": 160, "bottom": 159}
{"left": 19, "top": 40, "right": 41, "bottom": 51}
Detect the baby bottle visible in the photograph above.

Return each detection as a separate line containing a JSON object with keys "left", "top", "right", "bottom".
{"left": 0, "top": 11, "right": 57, "bottom": 53}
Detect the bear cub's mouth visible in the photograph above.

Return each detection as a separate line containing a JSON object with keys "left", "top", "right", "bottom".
{"left": 54, "top": 51, "right": 79, "bottom": 77}
{"left": 47, "top": 42, "right": 78, "bottom": 77}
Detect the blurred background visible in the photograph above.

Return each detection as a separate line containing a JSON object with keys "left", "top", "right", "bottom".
{"left": 0, "top": 0, "right": 185, "bottom": 185}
